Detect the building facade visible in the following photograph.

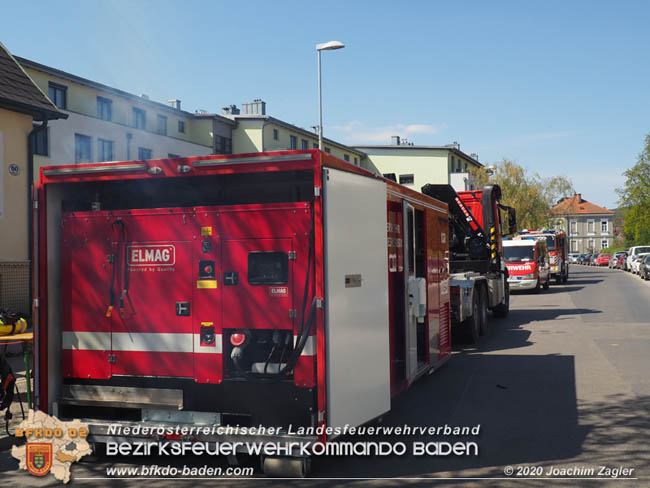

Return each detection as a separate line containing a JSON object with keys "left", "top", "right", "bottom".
{"left": 16, "top": 57, "right": 235, "bottom": 175}
{"left": 354, "top": 138, "right": 482, "bottom": 192}
{"left": 548, "top": 193, "right": 615, "bottom": 253}
{"left": 0, "top": 43, "right": 65, "bottom": 313}
{"left": 223, "top": 100, "right": 370, "bottom": 170}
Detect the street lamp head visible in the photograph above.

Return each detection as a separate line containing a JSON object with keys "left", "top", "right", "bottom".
{"left": 316, "top": 41, "right": 345, "bottom": 51}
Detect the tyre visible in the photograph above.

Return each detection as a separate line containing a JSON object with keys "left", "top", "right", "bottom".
{"left": 533, "top": 278, "right": 541, "bottom": 293}
{"left": 478, "top": 284, "right": 488, "bottom": 336}
{"left": 555, "top": 276, "right": 562, "bottom": 285}
{"left": 493, "top": 281, "right": 510, "bottom": 318}
{"left": 463, "top": 289, "right": 481, "bottom": 344}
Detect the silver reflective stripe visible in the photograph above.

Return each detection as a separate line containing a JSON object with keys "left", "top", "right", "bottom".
{"left": 42, "top": 163, "right": 147, "bottom": 176}
{"left": 63, "top": 331, "right": 110, "bottom": 351}
{"left": 294, "top": 335, "right": 316, "bottom": 356}
{"left": 62, "top": 331, "right": 222, "bottom": 354}
{"left": 193, "top": 153, "right": 312, "bottom": 167}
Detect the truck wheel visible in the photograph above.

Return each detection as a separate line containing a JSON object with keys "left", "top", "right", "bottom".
{"left": 493, "top": 281, "right": 509, "bottom": 318}
{"left": 463, "top": 290, "right": 481, "bottom": 344}
{"left": 478, "top": 285, "right": 488, "bottom": 336}
{"left": 555, "top": 275, "right": 562, "bottom": 285}
{"left": 563, "top": 271, "right": 568, "bottom": 284}
{"left": 533, "top": 279, "right": 541, "bottom": 293}
{"left": 263, "top": 456, "right": 310, "bottom": 477}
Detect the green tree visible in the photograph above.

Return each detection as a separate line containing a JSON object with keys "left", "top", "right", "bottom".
{"left": 471, "top": 159, "right": 574, "bottom": 229}
{"left": 616, "top": 133, "right": 650, "bottom": 246}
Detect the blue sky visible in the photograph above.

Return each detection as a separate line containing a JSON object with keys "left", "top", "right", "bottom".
{"left": 5, "top": 0, "right": 649, "bottom": 208}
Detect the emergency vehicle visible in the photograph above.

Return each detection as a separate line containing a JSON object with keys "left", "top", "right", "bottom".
{"left": 516, "top": 229, "right": 568, "bottom": 284}
{"left": 503, "top": 239, "right": 550, "bottom": 292}
{"left": 34, "top": 150, "right": 460, "bottom": 476}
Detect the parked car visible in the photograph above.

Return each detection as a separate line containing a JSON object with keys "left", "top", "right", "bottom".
{"left": 609, "top": 251, "right": 625, "bottom": 269}
{"left": 578, "top": 253, "right": 590, "bottom": 265}
{"left": 626, "top": 246, "right": 650, "bottom": 271}
{"left": 596, "top": 253, "right": 611, "bottom": 266}
{"left": 568, "top": 253, "right": 580, "bottom": 264}
{"left": 631, "top": 253, "right": 650, "bottom": 275}
{"left": 587, "top": 254, "right": 596, "bottom": 266}
{"left": 640, "top": 255, "right": 650, "bottom": 280}
{"left": 616, "top": 252, "right": 628, "bottom": 270}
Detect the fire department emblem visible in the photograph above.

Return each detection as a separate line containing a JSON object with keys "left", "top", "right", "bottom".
{"left": 26, "top": 442, "right": 53, "bottom": 476}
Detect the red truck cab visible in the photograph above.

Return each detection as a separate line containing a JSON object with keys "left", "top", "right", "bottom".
{"left": 503, "top": 239, "right": 550, "bottom": 292}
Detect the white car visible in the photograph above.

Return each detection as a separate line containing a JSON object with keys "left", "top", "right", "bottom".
{"left": 631, "top": 253, "right": 650, "bottom": 275}
{"left": 568, "top": 253, "right": 580, "bottom": 264}
{"left": 627, "top": 247, "right": 650, "bottom": 272}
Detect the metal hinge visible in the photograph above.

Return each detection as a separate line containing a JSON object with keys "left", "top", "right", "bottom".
{"left": 314, "top": 186, "right": 321, "bottom": 197}
{"left": 289, "top": 309, "right": 297, "bottom": 318}
{"left": 108, "top": 354, "right": 116, "bottom": 364}
{"left": 33, "top": 200, "right": 39, "bottom": 209}
{"left": 318, "top": 410, "right": 325, "bottom": 422}
{"left": 288, "top": 251, "right": 297, "bottom": 260}
{"left": 315, "top": 298, "right": 323, "bottom": 309}
{"left": 33, "top": 298, "right": 40, "bottom": 308}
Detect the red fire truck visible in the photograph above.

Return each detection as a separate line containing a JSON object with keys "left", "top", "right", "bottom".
{"left": 34, "top": 150, "right": 456, "bottom": 475}
{"left": 515, "top": 229, "right": 569, "bottom": 284}
{"left": 33, "top": 150, "right": 514, "bottom": 476}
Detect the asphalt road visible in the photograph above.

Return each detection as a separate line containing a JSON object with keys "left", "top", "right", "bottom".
{"left": 2, "top": 265, "right": 650, "bottom": 486}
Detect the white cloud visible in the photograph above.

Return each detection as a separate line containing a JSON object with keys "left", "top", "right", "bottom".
{"left": 329, "top": 120, "right": 443, "bottom": 144}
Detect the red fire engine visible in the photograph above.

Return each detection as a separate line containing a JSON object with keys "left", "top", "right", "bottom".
{"left": 35, "top": 150, "right": 462, "bottom": 475}
{"left": 515, "top": 229, "right": 569, "bottom": 284}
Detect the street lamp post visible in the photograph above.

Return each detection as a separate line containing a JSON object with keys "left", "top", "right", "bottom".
{"left": 316, "top": 41, "right": 345, "bottom": 150}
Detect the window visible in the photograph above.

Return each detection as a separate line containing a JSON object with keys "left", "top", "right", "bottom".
{"left": 588, "top": 239, "right": 595, "bottom": 251}
{"left": 301, "top": 139, "right": 309, "bottom": 150}
{"left": 98, "top": 139, "right": 114, "bottom": 162}
{"left": 48, "top": 82, "right": 67, "bottom": 109}
{"left": 168, "top": 153, "right": 180, "bottom": 158}
{"left": 399, "top": 174, "right": 414, "bottom": 185}
{"left": 133, "top": 108, "right": 146, "bottom": 129}
{"left": 451, "top": 156, "right": 455, "bottom": 172}
{"left": 601, "top": 220, "right": 608, "bottom": 233}
{"left": 571, "top": 240, "right": 578, "bottom": 252}
{"left": 273, "top": 128, "right": 279, "bottom": 140}
{"left": 344, "top": 154, "right": 350, "bottom": 162}
{"left": 587, "top": 220, "right": 595, "bottom": 234}
{"left": 74, "top": 134, "right": 92, "bottom": 163}
{"left": 215, "top": 135, "right": 232, "bottom": 154}
{"left": 138, "top": 147, "right": 152, "bottom": 160}
{"left": 324, "top": 147, "right": 331, "bottom": 154}
{"left": 354, "top": 157, "right": 358, "bottom": 165}
{"left": 32, "top": 126, "right": 48, "bottom": 156}
{"left": 570, "top": 220, "right": 577, "bottom": 235}
{"left": 313, "top": 143, "right": 318, "bottom": 149}
{"left": 157, "top": 114, "right": 167, "bottom": 135}
{"left": 247, "top": 252, "right": 288, "bottom": 285}
{"left": 178, "top": 121, "right": 185, "bottom": 133}
{"left": 97, "top": 96, "right": 112, "bottom": 121}
{"left": 289, "top": 135, "right": 297, "bottom": 149}
{"left": 601, "top": 239, "right": 608, "bottom": 249}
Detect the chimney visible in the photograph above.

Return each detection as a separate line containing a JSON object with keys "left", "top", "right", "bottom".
{"left": 140, "top": 93, "right": 149, "bottom": 100}
{"left": 470, "top": 152, "right": 479, "bottom": 161}
{"left": 221, "top": 104, "right": 240, "bottom": 115}
{"left": 391, "top": 136, "right": 400, "bottom": 146}
{"left": 242, "top": 99, "right": 266, "bottom": 115}
{"left": 168, "top": 99, "right": 181, "bottom": 110}
{"left": 575, "top": 193, "right": 581, "bottom": 201}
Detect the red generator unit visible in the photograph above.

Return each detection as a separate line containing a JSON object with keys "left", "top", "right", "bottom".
{"left": 34, "top": 150, "right": 451, "bottom": 476}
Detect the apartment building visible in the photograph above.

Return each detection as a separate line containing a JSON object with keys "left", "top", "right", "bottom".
{"left": 221, "top": 99, "right": 370, "bottom": 169}
{"left": 354, "top": 137, "right": 482, "bottom": 192}
{"left": 0, "top": 42, "right": 65, "bottom": 313}
{"left": 16, "top": 57, "right": 235, "bottom": 175}
{"left": 549, "top": 193, "right": 615, "bottom": 253}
